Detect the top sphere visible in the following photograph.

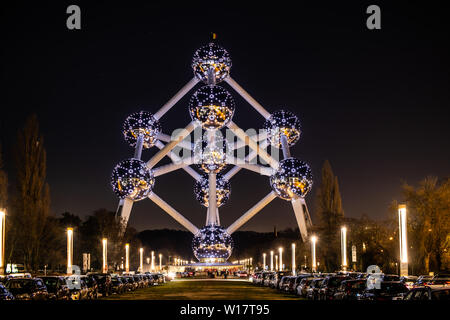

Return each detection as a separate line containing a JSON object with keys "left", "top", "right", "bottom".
{"left": 123, "top": 111, "right": 161, "bottom": 149}
{"left": 264, "top": 110, "right": 301, "bottom": 148}
{"left": 189, "top": 85, "right": 235, "bottom": 130}
{"left": 270, "top": 157, "right": 313, "bottom": 200}
{"left": 111, "top": 158, "right": 155, "bottom": 201}
{"left": 192, "top": 43, "right": 232, "bottom": 84}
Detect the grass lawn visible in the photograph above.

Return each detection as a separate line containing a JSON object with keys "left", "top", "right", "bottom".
{"left": 103, "top": 279, "right": 303, "bottom": 300}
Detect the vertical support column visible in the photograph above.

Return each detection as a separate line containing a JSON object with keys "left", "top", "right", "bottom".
{"left": 311, "top": 236, "right": 317, "bottom": 272}
{"left": 67, "top": 228, "right": 73, "bottom": 275}
{"left": 102, "top": 238, "right": 108, "bottom": 273}
{"left": 398, "top": 204, "right": 408, "bottom": 276}
{"left": 291, "top": 243, "right": 296, "bottom": 276}
{"left": 125, "top": 243, "right": 130, "bottom": 273}
{"left": 280, "top": 134, "right": 291, "bottom": 159}
{"left": 0, "top": 209, "right": 6, "bottom": 275}
{"left": 139, "top": 248, "right": 144, "bottom": 273}
{"left": 208, "top": 173, "right": 217, "bottom": 225}
{"left": 341, "top": 226, "right": 348, "bottom": 271}
{"left": 134, "top": 134, "right": 144, "bottom": 159}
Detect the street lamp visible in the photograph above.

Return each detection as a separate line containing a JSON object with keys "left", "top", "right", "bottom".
{"left": 263, "top": 253, "right": 266, "bottom": 270}
{"left": 275, "top": 255, "right": 278, "bottom": 271}
{"left": 139, "top": 248, "right": 144, "bottom": 273}
{"left": 66, "top": 228, "right": 73, "bottom": 275}
{"left": 341, "top": 226, "right": 347, "bottom": 271}
{"left": 278, "top": 247, "right": 283, "bottom": 271}
{"left": 311, "top": 236, "right": 317, "bottom": 272}
{"left": 125, "top": 243, "right": 130, "bottom": 273}
{"left": 159, "top": 253, "right": 162, "bottom": 271}
{"left": 0, "top": 209, "right": 5, "bottom": 275}
{"left": 151, "top": 251, "right": 155, "bottom": 271}
{"left": 291, "top": 243, "right": 296, "bottom": 275}
{"left": 398, "top": 204, "right": 408, "bottom": 276}
{"left": 102, "top": 238, "right": 108, "bottom": 273}
{"left": 270, "top": 251, "right": 274, "bottom": 271}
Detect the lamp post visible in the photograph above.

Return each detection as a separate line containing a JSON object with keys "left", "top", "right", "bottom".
{"left": 275, "top": 255, "right": 278, "bottom": 271}
{"left": 263, "top": 253, "right": 266, "bottom": 270}
{"left": 102, "top": 238, "right": 108, "bottom": 273}
{"left": 0, "top": 210, "right": 6, "bottom": 275}
{"left": 151, "top": 251, "right": 155, "bottom": 271}
{"left": 291, "top": 243, "right": 296, "bottom": 275}
{"left": 278, "top": 247, "right": 283, "bottom": 271}
{"left": 270, "top": 251, "right": 274, "bottom": 271}
{"left": 341, "top": 226, "right": 347, "bottom": 271}
{"left": 159, "top": 253, "right": 162, "bottom": 271}
{"left": 139, "top": 248, "right": 144, "bottom": 273}
{"left": 398, "top": 204, "right": 408, "bottom": 276}
{"left": 66, "top": 228, "right": 73, "bottom": 275}
{"left": 125, "top": 243, "right": 130, "bottom": 273}
{"left": 311, "top": 236, "right": 317, "bottom": 272}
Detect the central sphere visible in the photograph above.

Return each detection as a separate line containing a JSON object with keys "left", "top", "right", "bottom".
{"left": 192, "top": 225, "right": 233, "bottom": 262}
{"left": 194, "top": 135, "right": 231, "bottom": 173}
{"left": 111, "top": 158, "right": 155, "bottom": 201}
{"left": 270, "top": 158, "right": 313, "bottom": 200}
{"left": 194, "top": 175, "right": 231, "bottom": 208}
{"left": 192, "top": 43, "right": 232, "bottom": 84}
{"left": 264, "top": 110, "right": 301, "bottom": 148}
{"left": 123, "top": 111, "right": 161, "bottom": 148}
{"left": 189, "top": 85, "right": 235, "bottom": 130}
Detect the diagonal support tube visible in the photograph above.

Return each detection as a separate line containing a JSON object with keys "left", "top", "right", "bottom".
{"left": 225, "top": 77, "right": 271, "bottom": 119}
{"left": 291, "top": 197, "right": 309, "bottom": 242}
{"left": 224, "top": 140, "right": 268, "bottom": 180}
{"left": 227, "top": 191, "right": 277, "bottom": 234}
{"left": 154, "top": 78, "right": 199, "bottom": 120}
{"left": 148, "top": 192, "right": 199, "bottom": 234}
{"left": 153, "top": 157, "right": 195, "bottom": 177}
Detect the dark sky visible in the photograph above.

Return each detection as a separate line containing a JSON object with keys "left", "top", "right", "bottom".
{"left": 1, "top": 1, "right": 449, "bottom": 232}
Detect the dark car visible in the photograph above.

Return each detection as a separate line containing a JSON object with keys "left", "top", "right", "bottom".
{"left": 261, "top": 272, "right": 273, "bottom": 287}
{"left": 6, "top": 278, "right": 49, "bottom": 300}
{"left": 278, "top": 276, "right": 292, "bottom": 291}
{"left": 40, "top": 276, "right": 70, "bottom": 300}
{"left": 66, "top": 276, "right": 90, "bottom": 300}
{"left": 403, "top": 286, "right": 450, "bottom": 301}
{"left": 306, "top": 278, "right": 324, "bottom": 300}
{"left": 120, "top": 276, "right": 133, "bottom": 292}
{"left": 362, "top": 281, "right": 408, "bottom": 301}
{"left": 270, "top": 271, "right": 289, "bottom": 289}
{"left": 0, "top": 283, "right": 15, "bottom": 300}
{"left": 88, "top": 273, "right": 112, "bottom": 297}
{"left": 82, "top": 275, "right": 98, "bottom": 299}
{"left": 111, "top": 276, "right": 125, "bottom": 294}
{"left": 318, "top": 276, "right": 350, "bottom": 300}
{"left": 334, "top": 279, "right": 367, "bottom": 300}
{"left": 296, "top": 277, "right": 314, "bottom": 297}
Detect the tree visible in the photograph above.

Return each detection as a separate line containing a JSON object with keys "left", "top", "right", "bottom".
{"left": 315, "top": 160, "right": 344, "bottom": 272}
{"left": 0, "top": 142, "right": 7, "bottom": 209}
{"left": 11, "top": 114, "right": 51, "bottom": 270}
{"left": 403, "top": 176, "right": 450, "bottom": 273}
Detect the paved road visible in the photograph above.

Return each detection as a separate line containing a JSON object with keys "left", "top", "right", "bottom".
{"left": 104, "top": 279, "right": 301, "bottom": 300}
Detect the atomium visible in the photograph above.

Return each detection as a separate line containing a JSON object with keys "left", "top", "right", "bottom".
{"left": 194, "top": 175, "right": 231, "bottom": 208}
{"left": 270, "top": 157, "right": 313, "bottom": 201}
{"left": 189, "top": 85, "right": 235, "bottom": 130}
{"left": 192, "top": 224, "right": 233, "bottom": 262}
{"left": 123, "top": 111, "right": 161, "bottom": 148}
{"left": 111, "top": 158, "right": 155, "bottom": 201}
{"left": 264, "top": 110, "right": 301, "bottom": 148}
{"left": 192, "top": 42, "right": 232, "bottom": 84}
{"left": 193, "top": 135, "right": 231, "bottom": 173}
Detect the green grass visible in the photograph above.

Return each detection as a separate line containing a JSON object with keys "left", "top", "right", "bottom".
{"left": 103, "top": 279, "right": 303, "bottom": 300}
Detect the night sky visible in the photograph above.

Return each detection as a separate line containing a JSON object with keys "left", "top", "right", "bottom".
{"left": 1, "top": 2, "right": 449, "bottom": 232}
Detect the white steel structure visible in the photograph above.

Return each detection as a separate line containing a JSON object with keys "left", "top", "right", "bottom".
{"left": 111, "top": 40, "right": 314, "bottom": 262}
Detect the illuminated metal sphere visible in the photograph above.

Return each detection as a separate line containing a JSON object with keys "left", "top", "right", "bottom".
{"left": 264, "top": 110, "right": 301, "bottom": 147}
{"left": 189, "top": 85, "right": 235, "bottom": 130}
{"left": 123, "top": 111, "right": 161, "bottom": 148}
{"left": 111, "top": 158, "right": 155, "bottom": 201}
{"left": 194, "top": 175, "right": 231, "bottom": 208}
{"left": 270, "top": 158, "right": 313, "bottom": 200}
{"left": 192, "top": 224, "right": 233, "bottom": 262}
{"left": 193, "top": 135, "right": 230, "bottom": 173}
{"left": 192, "top": 42, "right": 232, "bottom": 84}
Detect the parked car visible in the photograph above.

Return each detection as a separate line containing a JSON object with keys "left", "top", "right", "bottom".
{"left": 40, "top": 276, "right": 70, "bottom": 300}
{"left": 430, "top": 273, "right": 450, "bottom": 286}
{"left": 278, "top": 276, "right": 292, "bottom": 291}
{"left": 270, "top": 271, "right": 289, "bottom": 289}
{"left": 286, "top": 276, "right": 299, "bottom": 293}
{"left": 334, "top": 279, "right": 367, "bottom": 300}
{"left": 111, "top": 276, "right": 125, "bottom": 294}
{"left": 403, "top": 286, "right": 450, "bottom": 301}
{"left": 88, "top": 273, "right": 112, "bottom": 297}
{"left": 415, "top": 275, "right": 433, "bottom": 287}
{"left": 362, "top": 281, "right": 408, "bottom": 301}
{"left": 296, "top": 277, "right": 315, "bottom": 298}
{"left": 6, "top": 277, "right": 49, "bottom": 300}
{"left": 81, "top": 275, "right": 98, "bottom": 299}
{"left": 400, "top": 276, "right": 418, "bottom": 290}
{"left": 306, "top": 278, "right": 324, "bottom": 300}
{"left": 66, "top": 276, "right": 90, "bottom": 300}
{"left": 366, "top": 273, "right": 400, "bottom": 290}
{"left": 0, "top": 283, "right": 15, "bottom": 300}
{"left": 121, "top": 276, "right": 134, "bottom": 292}
{"left": 318, "top": 276, "right": 350, "bottom": 300}
{"left": 262, "top": 272, "right": 274, "bottom": 287}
